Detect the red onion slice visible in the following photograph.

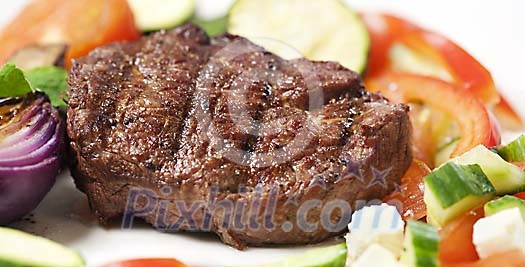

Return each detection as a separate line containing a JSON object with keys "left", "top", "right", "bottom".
{"left": 0, "top": 96, "right": 64, "bottom": 225}
{"left": 0, "top": 114, "right": 56, "bottom": 158}
{"left": 0, "top": 121, "right": 63, "bottom": 167}
{"left": 0, "top": 156, "right": 60, "bottom": 225}
{"left": 0, "top": 108, "right": 49, "bottom": 148}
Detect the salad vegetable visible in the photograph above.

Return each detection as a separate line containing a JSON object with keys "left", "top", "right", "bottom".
{"left": 497, "top": 135, "right": 525, "bottom": 162}
{"left": 484, "top": 196, "right": 525, "bottom": 218}
{"left": 400, "top": 220, "right": 439, "bottom": 267}
{"left": 449, "top": 145, "right": 525, "bottom": 195}
{"left": 228, "top": 0, "right": 370, "bottom": 73}
{"left": 438, "top": 206, "right": 484, "bottom": 264}
{"left": 242, "top": 243, "right": 347, "bottom": 267}
{"left": 102, "top": 258, "right": 187, "bottom": 267}
{"left": 383, "top": 160, "right": 430, "bottom": 221}
{"left": 424, "top": 162, "right": 495, "bottom": 226}
{"left": 0, "top": 63, "right": 66, "bottom": 224}
{"left": 128, "top": 0, "right": 196, "bottom": 32}
{"left": 361, "top": 13, "right": 500, "bottom": 106}
{"left": 0, "top": 0, "right": 140, "bottom": 68}
{"left": 0, "top": 227, "right": 84, "bottom": 267}
{"left": 367, "top": 73, "right": 501, "bottom": 160}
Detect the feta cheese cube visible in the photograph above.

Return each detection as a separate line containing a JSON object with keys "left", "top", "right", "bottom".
{"left": 352, "top": 244, "right": 404, "bottom": 267}
{"left": 473, "top": 207, "right": 525, "bottom": 259}
{"left": 345, "top": 204, "right": 404, "bottom": 262}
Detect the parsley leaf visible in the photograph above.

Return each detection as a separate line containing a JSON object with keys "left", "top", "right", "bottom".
{"left": 26, "top": 67, "right": 68, "bottom": 107}
{"left": 0, "top": 62, "right": 33, "bottom": 97}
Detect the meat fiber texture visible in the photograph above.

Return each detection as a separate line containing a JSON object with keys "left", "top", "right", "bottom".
{"left": 67, "top": 24, "right": 412, "bottom": 249}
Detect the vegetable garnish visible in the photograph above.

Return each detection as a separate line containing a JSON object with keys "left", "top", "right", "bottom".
{"left": 102, "top": 258, "right": 187, "bottom": 267}
{"left": 439, "top": 206, "right": 484, "bottom": 264}
{"left": 401, "top": 220, "right": 440, "bottom": 267}
{"left": 0, "top": 62, "right": 32, "bottom": 97}
{"left": 26, "top": 66, "right": 68, "bottom": 107}
{"left": 0, "top": 63, "right": 68, "bottom": 107}
{"left": 384, "top": 160, "right": 430, "bottom": 221}
{"left": 361, "top": 13, "right": 500, "bottom": 106}
{"left": 366, "top": 73, "right": 501, "bottom": 159}
{"left": 0, "top": 0, "right": 140, "bottom": 68}
{"left": 191, "top": 16, "right": 229, "bottom": 36}
{"left": 0, "top": 227, "right": 84, "bottom": 267}
{"left": 424, "top": 162, "right": 495, "bottom": 227}
{"left": 497, "top": 135, "right": 525, "bottom": 162}
{"left": 0, "top": 95, "right": 64, "bottom": 225}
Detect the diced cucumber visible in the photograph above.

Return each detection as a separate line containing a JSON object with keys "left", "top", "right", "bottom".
{"left": 484, "top": 195, "right": 525, "bottom": 219}
{"left": 0, "top": 227, "right": 84, "bottom": 267}
{"left": 435, "top": 138, "right": 459, "bottom": 167}
{"left": 424, "top": 162, "right": 496, "bottom": 226}
{"left": 236, "top": 243, "right": 347, "bottom": 267}
{"left": 400, "top": 220, "right": 439, "bottom": 267}
{"left": 228, "top": 0, "right": 370, "bottom": 73}
{"left": 449, "top": 145, "right": 525, "bottom": 194}
{"left": 497, "top": 135, "right": 525, "bottom": 162}
{"left": 190, "top": 16, "right": 228, "bottom": 36}
{"left": 128, "top": 0, "right": 196, "bottom": 32}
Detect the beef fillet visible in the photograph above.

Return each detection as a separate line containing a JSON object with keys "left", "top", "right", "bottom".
{"left": 67, "top": 24, "right": 412, "bottom": 249}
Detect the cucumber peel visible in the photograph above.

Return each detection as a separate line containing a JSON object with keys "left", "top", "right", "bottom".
{"left": 234, "top": 243, "right": 347, "bottom": 267}
{"left": 497, "top": 135, "right": 525, "bottom": 162}
{"left": 424, "top": 162, "right": 496, "bottom": 226}
{"left": 450, "top": 145, "right": 525, "bottom": 194}
{"left": 0, "top": 227, "right": 84, "bottom": 267}
{"left": 401, "top": 220, "right": 439, "bottom": 267}
{"left": 228, "top": 0, "right": 370, "bottom": 73}
{"left": 484, "top": 195, "right": 525, "bottom": 219}
{"left": 128, "top": 0, "right": 196, "bottom": 32}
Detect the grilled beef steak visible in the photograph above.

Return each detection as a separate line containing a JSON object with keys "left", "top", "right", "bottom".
{"left": 67, "top": 24, "right": 412, "bottom": 249}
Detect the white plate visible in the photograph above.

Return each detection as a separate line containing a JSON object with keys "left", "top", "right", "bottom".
{"left": 1, "top": 1, "right": 524, "bottom": 266}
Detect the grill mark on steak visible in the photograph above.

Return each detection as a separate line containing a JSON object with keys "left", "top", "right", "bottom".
{"left": 67, "top": 24, "right": 412, "bottom": 249}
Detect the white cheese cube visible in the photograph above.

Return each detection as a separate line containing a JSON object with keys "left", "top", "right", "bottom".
{"left": 473, "top": 207, "right": 525, "bottom": 259}
{"left": 351, "top": 244, "right": 404, "bottom": 267}
{"left": 345, "top": 204, "right": 404, "bottom": 262}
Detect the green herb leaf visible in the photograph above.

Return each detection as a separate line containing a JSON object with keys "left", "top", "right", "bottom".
{"left": 0, "top": 62, "right": 33, "bottom": 98}
{"left": 191, "top": 16, "right": 228, "bottom": 36}
{"left": 26, "top": 67, "right": 68, "bottom": 107}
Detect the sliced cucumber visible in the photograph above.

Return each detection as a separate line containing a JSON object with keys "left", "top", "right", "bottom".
{"left": 228, "top": 0, "right": 369, "bottom": 73}
{"left": 497, "top": 135, "right": 525, "bottom": 162}
{"left": 484, "top": 195, "right": 525, "bottom": 219}
{"left": 237, "top": 243, "right": 347, "bottom": 267}
{"left": 0, "top": 227, "right": 84, "bottom": 267}
{"left": 400, "top": 220, "right": 439, "bottom": 267}
{"left": 449, "top": 145, "right": 525, "bottom": 194}
{"left": 128, "top": 0, "right": 196, "bottom": 32}
{"left": 435, "top": 138, "right": 459, "bottom": 167}
{"left": 424, "top": 162, "right": 496, "bottom": 226}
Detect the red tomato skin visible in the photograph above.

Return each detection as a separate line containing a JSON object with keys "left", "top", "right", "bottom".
{"left": 102, "top": 258, "right": 187, "bottom": 267}
{"left": 384, "top": 160, "right": 430, "bottom": 221}
{"left": 0, "top": 0, "right": 140, "bottom": 67}
{"left": 439, "top": 207, "right": 484, "bottom": 264}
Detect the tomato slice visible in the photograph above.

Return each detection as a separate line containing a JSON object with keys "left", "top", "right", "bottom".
{"left": 444, "top": 250, "right": 525, "bottom": 267}
{"left": 439, "top": 206, "right": 484, "bottom": 264}
{"left": 361, "top": 13, "right": 500, "bottom": 105}
{"left": 0, "top": 0, "right": 140, "bottom": 67}
{"left": 366, "top": 73, "right": 501, "bottom": 158}
{"left": 383, "top": 160, "right": 430, "bottom": 221}
{"left": 494, "top": 94, "right": 525, "bottom": 131}
{"left": 102, "top": 258, "right": 187, "bottom": 267}
{"left": 360, "top": 13, "right": 421, "bottom": 78}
